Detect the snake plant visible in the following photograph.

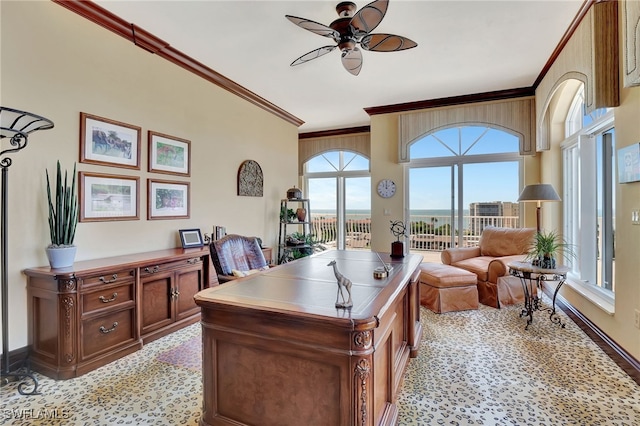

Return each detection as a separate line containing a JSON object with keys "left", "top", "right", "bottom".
{"left": 46, "top": 161, "right": 78, "bottom": 247}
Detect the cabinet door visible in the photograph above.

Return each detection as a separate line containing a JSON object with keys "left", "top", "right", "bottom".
{"left": 140, "top": 271, "right": 174, "bottom": 335}
{"left": 175, "top": 263, "right": 204, "bottom": 321}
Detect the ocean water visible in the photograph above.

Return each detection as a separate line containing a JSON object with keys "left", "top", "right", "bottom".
{"left": 313, "top": 209, "right": 470, "bottom": 218}
{"left": 312, "top": 209, "right": 472, "bottom": 230}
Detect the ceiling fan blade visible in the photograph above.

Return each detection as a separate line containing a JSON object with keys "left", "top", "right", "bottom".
{"left": 350, "top": 0, "right": 389, "bottom": 37}
{"left": 285, "top": 15, "right": 340, "bottom": 40}
{"left": 360, "top": 34, "right": 417, "bottom": 52}
{"left": 341, "top": 48, "right": 363, "bottom": 76}
{"left": 291, "top": 45, "right": 337, "bottom": 66}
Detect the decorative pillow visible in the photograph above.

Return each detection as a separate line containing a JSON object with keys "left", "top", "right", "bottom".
{"left": 231, "top": 266, "right": 269, "bottom": 278}
{"left": 231, "top": 269, "right": 247, "bottom": 277}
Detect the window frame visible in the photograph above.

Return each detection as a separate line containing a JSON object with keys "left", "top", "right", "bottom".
{"left": 561, "top": 108, "right": 615, "bottom": 309}
{"left": 303, "top": 150, "right": 371, "bottom": 250}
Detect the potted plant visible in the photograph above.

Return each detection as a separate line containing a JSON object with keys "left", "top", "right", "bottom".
{"left": 526, "top": 229, "right": 575, "bottom": 269}
{"left": 280, "top": 207, "right": 297, "bottom": 223}
{"left": 45, "top": 161, "right": 79, "bottom": 268}
{"left": 284, "top": 232, "right": 325, "bottom": 261}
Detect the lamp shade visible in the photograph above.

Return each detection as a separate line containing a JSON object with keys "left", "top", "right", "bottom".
{"left": 517, "top": 184, "right": 561, "bottom": 202}
{"left": 0, "top": 106, "right": 53, "bottom": 140}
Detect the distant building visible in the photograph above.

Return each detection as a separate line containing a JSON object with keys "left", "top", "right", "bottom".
{"left": 468, "top": 201, "right": 520, "bottom": 234}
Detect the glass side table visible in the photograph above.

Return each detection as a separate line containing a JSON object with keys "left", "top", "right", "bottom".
{"left": 508, "top": 261, "right": 570, "bottom": 330}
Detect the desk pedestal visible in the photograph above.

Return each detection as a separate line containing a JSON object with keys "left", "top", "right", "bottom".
{"left": 195, "top": 250, "right": 423, "bottom": 426}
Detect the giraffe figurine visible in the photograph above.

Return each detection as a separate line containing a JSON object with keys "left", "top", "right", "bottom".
{"left": 328, "top": 260, "right": 353, "bottom": 309}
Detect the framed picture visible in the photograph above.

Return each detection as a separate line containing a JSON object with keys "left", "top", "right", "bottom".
{"left": 179, "top": 228, "right": 204, "bottom": 248}
{"left": 79, "top": 172, "right": 140, "bottom": 222}
{"left": 617, "top": 143, "right": 640, "bottom": 183}
{"left": 80, "top": 112, "right": 141, "bottom": 169}
{"left": 148, "top": 131, "right": 191, "bottom": 176}
{"left": 148, "top": 179, "right": 190, "bottom": 220}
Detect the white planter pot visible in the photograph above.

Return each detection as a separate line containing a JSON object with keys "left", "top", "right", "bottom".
{"left": 46, "top": 246, "right": 77, "bottom": 269}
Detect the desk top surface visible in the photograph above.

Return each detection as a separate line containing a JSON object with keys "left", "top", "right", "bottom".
{"left": 195, "top": 250, "right": 422, "bottom": 321}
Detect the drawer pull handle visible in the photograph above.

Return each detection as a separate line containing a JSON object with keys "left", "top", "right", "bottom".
{"left": 187, "top": 258, "right": 200, "bottom": 264}
{"left": 145, "top": 266, "right": 160, "bottom": 274}
{"left": 99, "top": 274, "right": 118, "bottom": 284}
{"left": 170, "top": 289, "right": 181, "bottom": 299}
{"left": 99, "top": 322, "right": 118, "bottom": 334}
{"left": 99, "top": 292, "right": 118, "bottom": 303}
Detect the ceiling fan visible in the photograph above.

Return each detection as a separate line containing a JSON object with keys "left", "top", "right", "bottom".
{"left": 285, "top": 0, "right": 417, "bottom": 76}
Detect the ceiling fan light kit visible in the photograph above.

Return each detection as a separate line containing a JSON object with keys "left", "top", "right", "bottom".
{"left": 286, "top": 0, "right": 417, "bottom": 76}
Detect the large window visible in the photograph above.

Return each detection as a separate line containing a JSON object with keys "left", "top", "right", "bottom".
{"left": 562, "top": 86, "right": 615, "bottom": 296}
{"left": 304, "top": 150, "right": 370, "bottom": 250}
{"left": 408, "top": 126, "right": 522, "bottom": 251}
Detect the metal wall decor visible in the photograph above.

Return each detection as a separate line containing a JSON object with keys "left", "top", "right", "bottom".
{"left": 237, "top": 159, "right": 263, "bottom": 197}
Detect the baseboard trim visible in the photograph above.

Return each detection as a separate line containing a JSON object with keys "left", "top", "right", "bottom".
{"left": 547, "top": 288, "right": 640, "bottom": 386}
{"left": 2, "top": 346, "right": 30, "bottom": 372}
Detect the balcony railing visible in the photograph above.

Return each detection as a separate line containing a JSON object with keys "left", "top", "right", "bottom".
{"left": 310, "top": 213, "right": 520, "bottom": 251}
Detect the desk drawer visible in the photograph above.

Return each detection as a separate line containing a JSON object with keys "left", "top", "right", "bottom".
{"left": 82, "top": 269, "right": 135, "bottom": 287}
{"left": 81, "top": 308, "right": 135, "bottom": 360}
{"left": 82, "top": 281, "right": 135, "bottom": 315}
{"left": 140, "top": 257, "right": 203, "bottom": 276}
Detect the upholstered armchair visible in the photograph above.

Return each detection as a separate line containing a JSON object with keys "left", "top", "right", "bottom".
{"left": 441, "top": 226, "right": 536, "bottom": 308}
{"left": 209, "top": 234, "right": 268, "bottom": 283}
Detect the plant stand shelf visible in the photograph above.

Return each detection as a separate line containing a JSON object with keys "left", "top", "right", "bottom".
{"left": 277, "top": 198, "right": 311, "bottom": 264}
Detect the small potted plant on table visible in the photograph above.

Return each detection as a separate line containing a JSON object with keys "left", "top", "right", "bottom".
{"left": 526, "top": 229, "right": 575, "bottom": 269}
{"left": 45, "top": 161, "right": 78, "bottom": 268}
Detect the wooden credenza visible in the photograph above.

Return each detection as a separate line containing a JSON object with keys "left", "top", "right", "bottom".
{"left": 195, "top": 250, "right": 423, "bottom": 426}
{"left": 24, "top": 247, "right": 217, "bottom": 379}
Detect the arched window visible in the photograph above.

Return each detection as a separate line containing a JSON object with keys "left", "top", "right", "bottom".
{"left": 565, "top": 85, "right": 584, "bottom": 137}
{"left": 562, "top": 83, "right": 615, "bottom": 297}
{"left": 304, "top": 150, "right": 371, "bottom": 250}
{"left": 411, "top": 126, "right": 520, "bottom": 159}
{"left": 408, "top": 126, "right": 522, "bottom": 253}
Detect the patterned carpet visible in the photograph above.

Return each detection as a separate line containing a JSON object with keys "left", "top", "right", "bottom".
{"left": 156, "top": 336, "right": 202, "bottom": 372}
{"left": 2, "top": 295, "right": 639, "bottom": 425}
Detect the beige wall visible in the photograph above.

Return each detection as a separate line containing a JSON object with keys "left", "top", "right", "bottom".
{"left": 1, "top": 1, "right": 298, "bottom": 350}
{"left": 545, "top": 84, "right": 640, "bottom": 360}
{"left": 370, "top": 113, "right": 406, "bottom": 252}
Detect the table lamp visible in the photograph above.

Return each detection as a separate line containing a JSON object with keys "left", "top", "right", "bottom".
{"left": 517, "top": 183, "right": 561, "bottom": 233}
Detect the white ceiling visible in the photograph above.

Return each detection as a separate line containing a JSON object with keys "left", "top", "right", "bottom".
{"left": 94, "top": 0, "right": 584, "bottom": 132}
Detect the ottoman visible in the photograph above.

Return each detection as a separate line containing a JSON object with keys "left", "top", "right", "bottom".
{"left": 419, "top": 263, "right": 479, "bottom": 313}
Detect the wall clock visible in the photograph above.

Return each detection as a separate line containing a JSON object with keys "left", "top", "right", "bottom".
{"left": 377, "top": 179, "right": 396, "bottom": 198}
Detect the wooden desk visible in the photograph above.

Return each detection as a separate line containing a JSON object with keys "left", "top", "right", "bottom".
{"left": 194, "top": 250, "right": 423, "bottom": 426}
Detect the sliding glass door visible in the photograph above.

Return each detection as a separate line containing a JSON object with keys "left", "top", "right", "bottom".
{"left": 304, "top": 151, "right": 370, "bottom": 250}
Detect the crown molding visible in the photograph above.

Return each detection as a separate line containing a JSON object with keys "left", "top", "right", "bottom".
{"left": 52, "top": 0, "right": 304, "bottom": 127}
{"left": 364, "top": 87, "right": 535, "bottom": 117}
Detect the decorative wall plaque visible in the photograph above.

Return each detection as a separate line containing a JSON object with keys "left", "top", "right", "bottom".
{"left": 237, "top": 160, "right": 263, "bottom": 197}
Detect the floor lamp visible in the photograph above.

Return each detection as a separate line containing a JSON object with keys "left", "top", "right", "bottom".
{"left": 0, "top": 107, "right": 54, "bottom": 395}
{"left": 517, "top": 183, "right": 561, "bottom": 233}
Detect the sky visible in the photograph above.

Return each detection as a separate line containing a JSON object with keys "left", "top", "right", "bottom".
{"left": 307, "top": 126, "right": 521, "bottom": 211}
